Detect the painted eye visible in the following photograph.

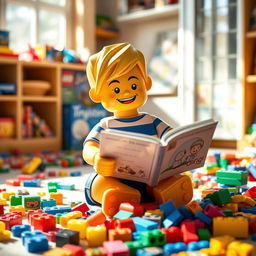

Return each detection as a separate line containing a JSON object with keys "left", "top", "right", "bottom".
{"left": 131, "top": 84, "right": 137, "bottom": 90}
{"left": 114, "top": 87, "right": 120, "bottom": 94}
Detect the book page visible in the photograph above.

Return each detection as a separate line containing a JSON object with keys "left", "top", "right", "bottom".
{"left": 159, "top": 122, "right": 217, "bottom": 181}
{"left": 100, "top": 131, "right": 159, "bottom": 184}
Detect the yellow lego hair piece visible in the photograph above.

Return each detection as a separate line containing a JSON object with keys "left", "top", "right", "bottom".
{"left": 86, "top": 43, "right": 149, "bottom": 102}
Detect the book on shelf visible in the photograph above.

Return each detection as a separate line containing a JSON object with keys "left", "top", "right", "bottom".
{"left": 99, "top": 119, "right": 218, "bottom": 186}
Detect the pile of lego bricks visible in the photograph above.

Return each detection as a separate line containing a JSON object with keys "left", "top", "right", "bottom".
{"left": 0, "top": 151, "right": 256, "bottom": 255}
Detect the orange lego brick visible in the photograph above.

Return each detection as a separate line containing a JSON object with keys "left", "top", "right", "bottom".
{"left": 153, "top": 174, "right": 193, "bottom": 207}
{"left": 86, "top": 210, "right": 106, "bottom": 226}
{"left": 60, "top": 211, "right": 82, "bottom": 227}
{"left": 50, "top": 193, "right": 63, "bottom": 205}
{"left": 9, "top": 205, "right": 25, "bottom": 215}
{"left": 186, "top": 200, "right": 203, "bottom": 214}
{"left": 58, "top": 170, "right": 68, "bottom": 176}
{"left": 223, "top": 203, "right": 238, "bottom": 213}
{"left": 21, "top": 157, "right": 42, "bottom": 174}
{"left": 67, "top": 219, "right": 87, "bottom": 239}
{"left": 108, "top": 228, "right": 132, "bottom": 241}
{"left": 1, "top": 191, "right": 15, "bottom": 201}
{"left": 213, "top": 217, "right": 249, "bottom": 238}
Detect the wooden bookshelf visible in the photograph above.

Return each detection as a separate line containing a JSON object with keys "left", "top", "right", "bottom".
{"left": 0, "top": 58, "right": 86, "bottom": 153}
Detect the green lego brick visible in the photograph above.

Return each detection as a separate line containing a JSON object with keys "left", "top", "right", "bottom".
{"left": 140, "top": 229, "right": 166, "bottom": 247}
{"left": 219, "top": 159, "right": 229, "bottom": 169}
{"left": 113, "top": 210, "right": 134, "bottom": 219}
{"left": 0, "top": 168, "right": 10, "bottom": 173}
{"left": 206, "top": 163, "right": 218, "bottom": 170}
{"left": 222, "top": 209, "right": 233, "bottom": 217}
{"left": 216, "top": 170, "right": 248, "bottom": 179}
{"left": 216, "top": 177, "right": 247, "bottom": 186}
{"left": 22, "top": 195, "right": 41, "bottom": 211}
{"left": 48, "top": 182, "right": 59, "bottom": 193}
{"left": 125, "top": 240, "right": 146, "bottom": 256}
{"left": 10, "top": 195, "right": 22, "bottom": 206}
{"left": 226, "top": 187, "right": 239, "bottom": 193}
{"left": 197, "top": 229, "right": 211, "bottom": 241}
{"left": 206, "top": 189, "right": 232, "bottom": 205}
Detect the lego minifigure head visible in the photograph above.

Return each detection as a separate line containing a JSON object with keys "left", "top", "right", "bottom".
{"left": 86, "top": 43, "right": 152, "bottom": 116}
{"left": 190, "top": 139, "right": 204, "bottom": 155}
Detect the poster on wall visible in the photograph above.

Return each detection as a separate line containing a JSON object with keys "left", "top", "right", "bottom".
{"left": 148, "top": 30, "right": 178, "bottom": 95}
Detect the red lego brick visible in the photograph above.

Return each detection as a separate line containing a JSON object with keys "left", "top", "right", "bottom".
{"left": 0, "top": 204, "right": 4, "bottom": 215}
{"left": 71, "top": 202, "right": 89, "bottom": 215}
{"left": 244, "top": 186, "right": 256, "bottom": 198}
{"left": 47, "top": 171, "right": 56, "bottom": 177}
{"left": 27, "top": 209, "right": 44, "bottom": 224}
{"left": 0, "top": 212, "right": 22, "bottom": 230}
{"left": 194, "top": 219, "right": 205, "bottom": 229}
{"left": 203, "top": 204, "right": 225, "bottom": 218}
{"left": 5, "top": 179, "right": 21, "bottom": 186}
{"left": 161, "top": 226, "right": 183, "bottom": 243}
{"left": 181, "top": 220, "right": 199, "bottom": 244}
{"left": 119, "top": 202, "right": 144, "bottom": 217}
{"left": 114, "top": 218, "right": 135, "bottom": 232}
{"left": 248, "top": 175, "right": 256, "bottom": 181}
{"left": 44, "top": 230, "right": 57, "bottom": 242}
{"left": 0, "top": 188, "right": 6, "bottom": 193}
{"left": 16, "top": 174, "right": 34, "bottom": 181}
{"left": 104, "top": 219, "right": 117, "bottom": 231}
{"left": 33, "top": 213, "right": 56, "bottom": 232}
{"left": 35, "top": 173, "right": 45, "bottom": 180}
{"left": 62, "top": 244, "right": 86, "bottom": 256}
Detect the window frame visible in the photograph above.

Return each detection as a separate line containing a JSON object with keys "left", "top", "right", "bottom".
{"left": 0, "top": 0, "right": 71, "bottom": 49}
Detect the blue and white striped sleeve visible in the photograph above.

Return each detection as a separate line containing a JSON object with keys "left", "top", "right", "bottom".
{"left": 153, "top": 117, "right": 171, "bottom": 139}
{"left": 83, "top": 118, "right": 107, "bottom": 144}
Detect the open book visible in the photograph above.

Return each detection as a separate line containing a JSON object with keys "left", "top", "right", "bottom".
{"left": 99, "top": 119, "right": 218, "bottom": 186}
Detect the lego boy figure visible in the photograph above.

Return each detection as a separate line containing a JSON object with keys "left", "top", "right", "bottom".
{"left": 83, "top": 43, "right": 193, "bottom": 217}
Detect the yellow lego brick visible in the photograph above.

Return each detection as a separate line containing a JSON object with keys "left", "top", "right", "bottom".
{"left": 172, "top": 253, "right": 190, "bottom": 256}
{"left": 50, "top": 193, "right": 63, "bottom": 205}
{"left": 0, "top": 230, "right": 11, "bottom": 241}
{"left": 227, "top": 241, "right": 254, "bottom": 256}
{"left": 233, "top": 212, "right": 256, "bottom": 220}
{"left": 67, "top": 219, "right": 87, "bottom": 239}
{"left": 58, "top": 170, "right": 68, "bottom": 176}
{"left": 86, "top": 226, "right": 107, "bottom": 247}
{"left": 223, "top": 203, "right": 238, "bottom": 213}
{"left": 186, "top": 200, "right": 203, "bottom": 214}
{"left": 43, "top": 248, "right": 72, "bottom": 256}
{"left": 0, "top": 199, "right": 7, "bottom": 205}
{"left": 244, "top": 197, "right": 256, "bottom": 207}
{"left": 60, "top": 211, "right": 82, "bottom": 227}
{"left": 37, "top": 192, "right": 46, "bottom": 197}
{"left": 210, "top": 235, "right": 235, "bottom": 251}
{"left": 231, "top": 195, "right": 247, "bottom": 203}
{"left": 145, "top": 209, "right": 164, "bottom": 219}
{"left": 21, "top": 157, "right": 42, "bottom": 174}
{"left": 213, "top": 217, "right": 249, "bottom": 238}
{"left": 1, "top": 191, "right": 15, "bottom": 201}
{"left": 0, "top": 221, "right": 5, "bottom": 231}
{"left": 9, "top": 205, "right": 25, "bottom": 215}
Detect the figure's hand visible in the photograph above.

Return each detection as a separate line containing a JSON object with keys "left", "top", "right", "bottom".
{"left": 94, "top": 153, "right": 116, "bottom": 176}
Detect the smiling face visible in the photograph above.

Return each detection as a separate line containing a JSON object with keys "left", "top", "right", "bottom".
{"left": 99, "top": 66, "right": 149, "bottom": 116}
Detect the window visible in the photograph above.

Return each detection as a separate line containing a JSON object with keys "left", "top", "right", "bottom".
{"left": 195, "top": 0, "right": 240, "bottom": 140}
{"left": 1, "top": 0, "right": 69, "bottom": 51}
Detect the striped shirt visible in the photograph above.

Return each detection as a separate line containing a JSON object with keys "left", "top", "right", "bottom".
{"left": 84, "top": 113, "right": 171, "bottom": 144}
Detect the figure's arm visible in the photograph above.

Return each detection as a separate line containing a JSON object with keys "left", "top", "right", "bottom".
{"left": 83, "top": 140, "right": 116, "bottom": 176}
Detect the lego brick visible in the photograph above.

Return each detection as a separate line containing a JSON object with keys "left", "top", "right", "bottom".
{"left": 181, "top": 220, "right": 199, "bottom": 244}
{"left": 163, "top": 242, "right": 187, "bottom": 255}
{"left": 0, "top": 204, "right": 3, "bottom": 215}
{"left": 86, "top": 226, "right": 107, "bottom": 247}
{"left": 187, "top": 240, "right": 210, "bottom": 251}
{"left": 57, "top": 183, "right": 75, "bottom": 190}
{"left": 70, "top": 171, "right": 82, "bottom": 176}
{"left": 86, "top": 210, "right": 106, "bottom": 226}
{"left": 56, "top": 212, "right": 69, "bottom": 224}
{"left": 140, "top": 229, "right": 166, "bottom": 247}
{"left": 119, "top": 202, "right": 144, "bottom": 217}
{"left": 136, "top": 247, "right": 164, "bottom": 256}
{"left": 11, "top": 224, "right": 31, "bottom": 237}
{"left": 162, "top": 209, "right": 183, "bottom": 228}
{"left": 108, "top": 228, "right": 132, "bottom": 242}
{"left": 0, "top": 221, "right": 11, "bottom": 241}
{"left": 23, "top": 179, "right": 41, "bottom": 187}
{"left": 143, "top": 214, "right": 161, "bottom": 227}
{"left": 227, "top": 241, "right": 254, "bottom": 256}
{"left": 9, "top": 205, "right": 25, "bottom": 215}
{"left": 244, "top": 186, "right": 256, "bottom": 199}
{"left": 0, "top": 212, "right": 22, "bottom": 230}
{"left": 22, "top": 230, "right": 49, "bottom": 253}
{"left": 161, "top": 226, "right": 183, "bottom": 243}
{"left": 43, "top": 248, "right": 73, "bottom": 256}
{"left": 56, "top": 229, "right": 79, "bottom": 247}
{"left": 159, "top": 200, "right": 176, "bottom": 217}
{"left": 21, "top": 157, "right": 42, "bottom": 174}
{"left": 41, "top": 198, "right": 56, "bottom": 209}
{"left": 205, "top": 189, "right": 231, "bottom": 206}
{"left": 103, "top": 240, "right": 129, "bottom": 256}
{"left": 10, "top": 195, "right": 22, "bottom": 206}
{"left": 16, "top": 174, "right": 34, "bottom": 181}
{"left": 27, "top": 209, "right": 44, "bottom": 224}
{"left": 22, "top": 195, "right": 41, "bottom": 211}
{"left": 1, "top": 191, "right": 15, "bottom": 200}
{"left": 58, "top": 170, "right": 68, "bottom": 176}
{"left": 33, "top": 213, "right": 56, "bottom": 232}
{"left": 195, "top": 211, "right": 212, "bottom": 225}
{"left": 178, "top": 206, "right": 195, "bottom": 220}
{"left": 203, "top": 204, "right": 225, "bottom": 218}
{"left": 186, "top": 200, "right": 203, "bottom": 214}
{"left": 43, "top": 205, "right": 71, "bottom": 215}
{"left": 62, "top": 244, "right": 86, "bottom": 256}
{"left": 50, "top": 193, "right": 63, "bottom": 205}
{"left": 213, "top": 217, "right": 249, "bottom": 238}
{"left": 60, "top": 211, "right": 83, "bottom": 227}
{"left": 114, "top": 217, "right": 135, "bottom": 232}
{"left": 210, "top": 235, "right": 235, "bottom": 251}
{"left": 67, "top": 219, "right": 87, "bottom": 239}
{"left": 197, "top": 229, "right": 211, "bottom": 241}
{"left": 114, "top": 210, "right": 134, "bottom": 219}
{"left": 71, "top": 202, "right": 89, "bottom": 215}
{"left": 5, "top": 179, "right": 21, "bottom": 186}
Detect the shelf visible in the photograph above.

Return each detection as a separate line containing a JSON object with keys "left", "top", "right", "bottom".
{"left": 246, "top": 75, "right": 256, "bottom": 83}
{"left": 22, "top": 96, "right": 58, "bottom": 102}
{"left": 117, "top": 4, "right": 179, "bottom": 24}
{"left": 96, "top": 27, "right": 120, "bottom": 39}
{"left": 61, "top": 62, "right": 86, "bottom": 71}
{"left": 246, "top": 31, "right": 256, "bottom": 38}
{"left": 0, "top": 95, "right": 17, "bottom": 101}
{"left": 0, "top": 57, "right": 18, "bottom": 64}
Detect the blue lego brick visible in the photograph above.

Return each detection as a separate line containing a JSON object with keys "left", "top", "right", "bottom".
{"left": 197, "top": 240, "right": 210, "bottom": 249}
{"left": 132, "top": 217, "right": 158, "bottom": 232}
{"left": 247, "top": 163, "right": 256, "bottom": 178}
{"left": 136, "top": 247, "right": 164, "bottom": 256}
{"left": 70, "top": 171, "right": 82, "bottom": 176}
{"left": 159, "top": 200, "right": 176, "bottom": 217}
{"left": 227, "top": 165, "right": 247, "bottom": 171}
{"left": 41, "top": 198, "right": 56, "bottom": 209}
{"left": 11, "top": 224, "right": 31, "bottom": 237}
{"left": 23, "top": 179, "right": 41, "bottom": 187}
{"left": 241, "top": 206, "right": 256, "bottom": 214}
{"left": 195, "top": 211, "right": 212, "bottom": 225}
{"left": 178, "top": 206, "right": 195, "bottom": 219}
{"left": 132, "top": 231, "right": 141, "bottom": 241}
{"left": 87, "top": 209, "right": 99, "bottom": 215}
{"left": 199, "top": 199, "right": 213, "bottom": 209}
{"left": 43, "top": 205, "right": 71, "bottom": 215}
{"left": 57, "top": 183, "right": 75, "bottom": 190}
{"left": 22, "top": 230, "right": 48, "bottom": 253}
{"left": 163, "top": 242, "right": 187, "bottom": 254}
{"left": 162, "top": 210, "right": 183, "bottom": 228}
